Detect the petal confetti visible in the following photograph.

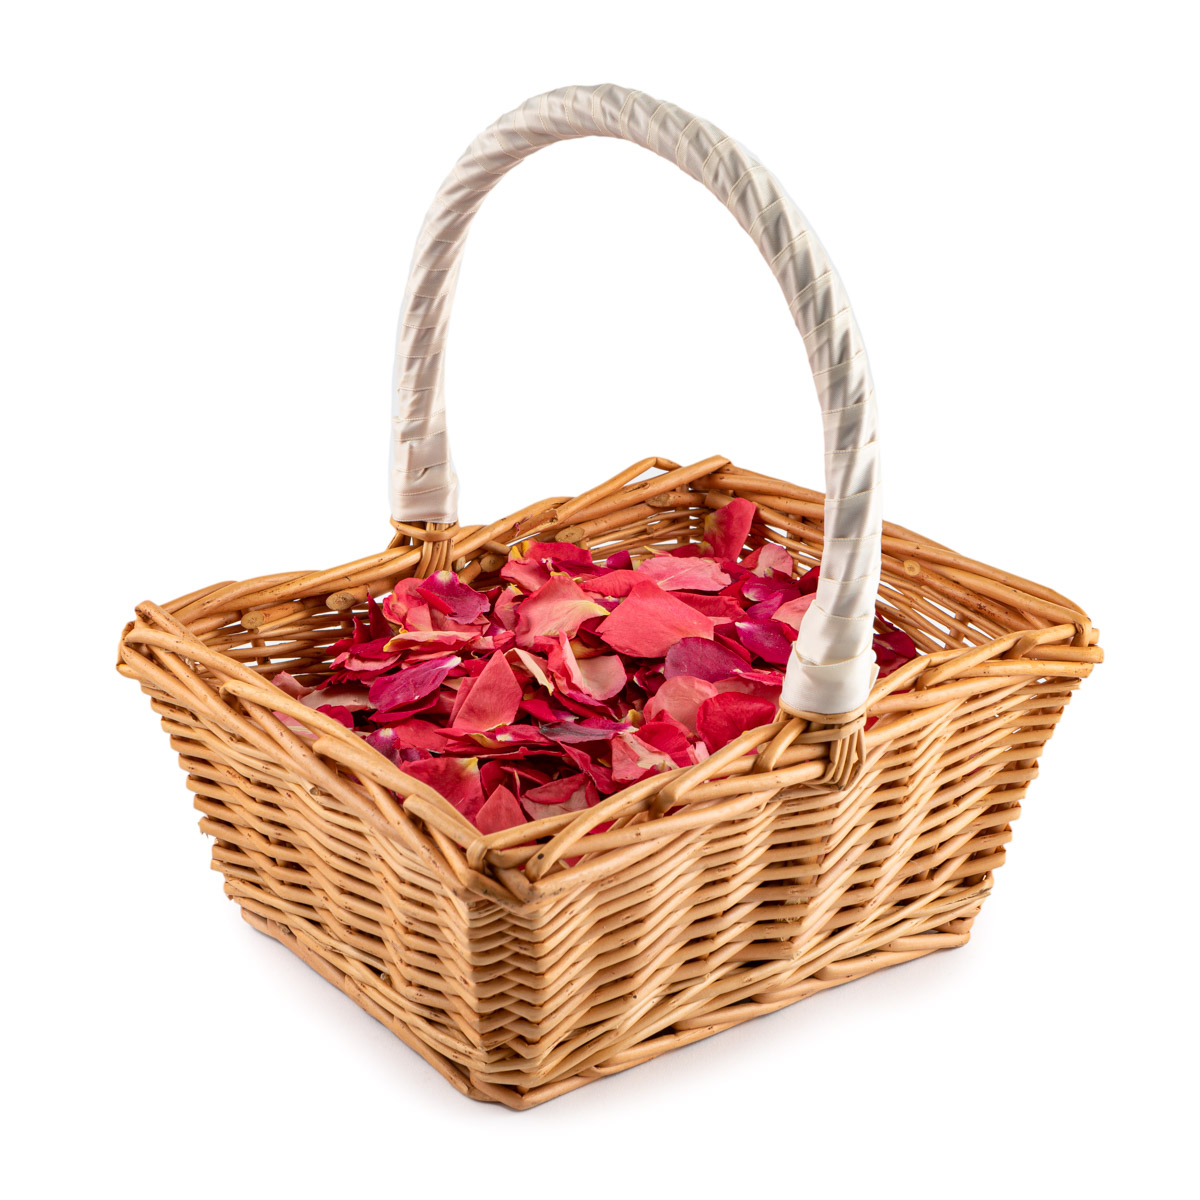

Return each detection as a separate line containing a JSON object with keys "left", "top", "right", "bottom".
{"left": 275, "top": 501, "right": 918, "bottom": 837}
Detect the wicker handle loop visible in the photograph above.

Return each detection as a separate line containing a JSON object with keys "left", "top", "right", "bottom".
{"left": 392, "top": 84, "right": 883, "bottom": 717}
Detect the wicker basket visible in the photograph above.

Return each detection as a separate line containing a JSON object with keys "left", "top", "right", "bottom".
{"left": 117, "top": 85, "right": 1099, "bottom": 1109}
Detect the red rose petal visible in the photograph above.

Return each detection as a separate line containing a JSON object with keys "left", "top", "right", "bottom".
{"left": 474, "top": 784, "right": 528, "bottom": 834}
{"left": 451, "top": 650, "right": 523, "bottom": 731}
{"left": 696, "top": 692, "right": 776, "bottom": 751}
{"left": 700, "top": 497, "right": 756, "bottom": 560}
{"left": 598, "top": 580, "right": 719, "bottom": 658}
{"left": 397, "top": 755, "right": 485, "bottom": 821}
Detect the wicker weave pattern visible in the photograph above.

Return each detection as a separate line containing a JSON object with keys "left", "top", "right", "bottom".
{"left": 117, "top": 459, "right": 1097, "bottom": 1107}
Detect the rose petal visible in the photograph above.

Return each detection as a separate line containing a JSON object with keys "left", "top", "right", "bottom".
{"left": 314, "top": 704, "right": 354, "bottom": 728}
{"left": 663, "top": 637, "right": 750, "bottom": 682}
{"left": 772, "top": 594, "right": 816, "bottom": 631}
{"left": 574, "top": 653, "right": 628, "bottom": 701}
{"left": 396, "top": 756, "right": 484, "bottom": 820}
{"left": 696, "top": 693, "right": 776, "bottom": 751}
{"left": 734, "top": 619, "right": 797, "bottom": 665}
{"left": 580, "top": 570, "right": 641, "bottom": 598}
{"left": 271, "top": 670, "right": 314, "bottom": 700}
{"left": 611, "top": 730, "right": 679, "bottom": 783}
{"left": 416, "top": 570, "right": 490, "bottom": 623}
{"left": 873, "top": 622, "right": 919, "bottom": 677}
{"left": 643, "top": 675, "right": 717, "bottom": 732}
{"left": 597, "top": 580, "right": 719, "bottom": 658}
{"left": 515, "top": 576, "right": 610, "bottom": 647}
{"left": 797, "top": 566, "right": 820, "bottom": 595}
{"left": 700, "top": 497, "right": 756, "bottom": 560}
{"left": 741, "top": 543, "right": 794, "bottom": 577}
{"left": 638, "top": 713, "right": 694, "bottom": 766}
{"left": 636, "top": 556, "right": 731, "bottom": 592}
{"left": 475, "top": 784, "right": 527, "bottom": 834}
{"left": 520, "top": 774, "right": 596, "bottom": 822}
{"left": 674, "top": 592, "right": 746, "bottom": 623}
{"left": 367, "top": 654, "right": 460, "bottom": 712}
{"left": 451, "top": 650, "right": 523, "bottom": 731}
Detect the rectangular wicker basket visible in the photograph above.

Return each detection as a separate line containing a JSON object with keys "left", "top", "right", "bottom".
{"left": 116, "top": 85, "right": 1099, "bottom": 1109}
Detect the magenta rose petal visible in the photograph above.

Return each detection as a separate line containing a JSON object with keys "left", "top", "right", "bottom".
{"left": 597, "top": 580, "right": 719, "bottom": 658}
{"left": 797, "top": 566, "right": 821, "bottom": 594}
{"left": 367, "top": 653, "right": 461, "bottom": 712}
{"left": 873, "top": 622, "right": 919, "bottom": 677}
{"left": 734, "top": 618, "right": 797, "bottom": 665}
{"left": 663, "top": 637, "right": 749, "bottom": 681}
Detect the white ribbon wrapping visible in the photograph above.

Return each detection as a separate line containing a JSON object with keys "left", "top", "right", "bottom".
{"left": 390, "top": 84, "right": 882, "bottom": 718}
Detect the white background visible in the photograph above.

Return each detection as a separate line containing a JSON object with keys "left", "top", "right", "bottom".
{"left": 4, "top": 3, "right": 1196, "bottom": 1196}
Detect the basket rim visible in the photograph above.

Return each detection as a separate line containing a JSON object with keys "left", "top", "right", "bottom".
{"left": 119, "top": 457, "right": 1100, "bottom": 902}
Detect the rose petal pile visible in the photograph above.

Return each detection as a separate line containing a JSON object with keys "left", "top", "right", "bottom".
{"left": 272, "top": 499, "right": 918, "bottom": 835}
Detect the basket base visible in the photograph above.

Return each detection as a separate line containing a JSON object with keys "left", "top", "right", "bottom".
{"left": 240, "top": 901, "right": 980, "bottom": 1109}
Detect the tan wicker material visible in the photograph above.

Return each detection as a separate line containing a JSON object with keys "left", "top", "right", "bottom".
{"left": 116, "top": 458, "right": 1099, "bottom": 1108}
{"left": 116, "top": 87, "right": 1100, "bottom": 1109}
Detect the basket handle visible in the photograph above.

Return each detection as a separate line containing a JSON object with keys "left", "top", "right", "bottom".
{"left": 391, "top": 84, "right": 881, "bottom": 719}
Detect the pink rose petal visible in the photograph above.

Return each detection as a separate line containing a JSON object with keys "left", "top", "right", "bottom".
{"left": 515, "top": 576, "right": 609, "bottom": 647}
{"left": 741, "top": 543, "right": 794, "bottom": 577}
{"left": 772, "top": 594, "right": 816, "bottom": 631}
{"left": 636, "top": 556, "right": 731, "bottom": 592}
{"left": 643, "top": 675, "right": 718, "bottom": 732}
{"left": 574, "top": 653, "right": 627, "bottom": 701}
{"left": 416, "top": 570, "right": 490, "bottom": 623}
{"left": 611, "top": 730, "right": 680, "bottom": 783}
{"left": 271, "top": 670, "right": 314, "bottom": 700}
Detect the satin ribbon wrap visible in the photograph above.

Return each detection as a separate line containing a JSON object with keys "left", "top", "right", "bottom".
{"left": 390, "top": 84, "right": 882, "bottom": 719}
